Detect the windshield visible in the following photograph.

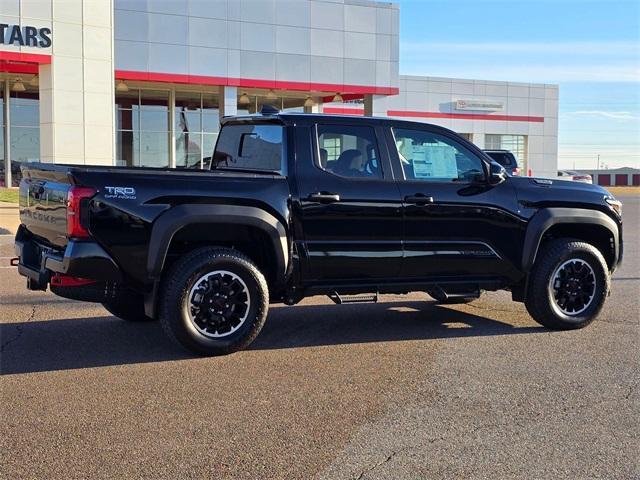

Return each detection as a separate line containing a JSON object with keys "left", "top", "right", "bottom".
{"left": 212, "top": 124, "right": 283, "bottom": 171}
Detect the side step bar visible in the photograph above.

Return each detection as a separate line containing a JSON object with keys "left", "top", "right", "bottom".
{"left": 329, "top": 292, "right": 379, "bottom": 305}
{"left": 427, "top": 286, "right": 480, "bottom": 302}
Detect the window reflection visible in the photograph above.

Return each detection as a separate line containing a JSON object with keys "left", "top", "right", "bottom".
{"left": 237, "top": 94, "right": 306, "bottom": 115}
{"left": 175, "top": 92, "right": 219, "bottom": 169}
{"left": 115, "top": 89, "right": 169, "bottom": 168}
{"left": 9, "top": 88, "right": 40, "bottom": 186}
{"left": 0, "top": 88, "right": 5, "bottom": 187}
{"left": 485, "top": 134, "right": 527, "bottom": 168}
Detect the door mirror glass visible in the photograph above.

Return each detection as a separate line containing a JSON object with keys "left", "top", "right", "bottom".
{"left": 489, "top": 161, "right": 507, "bottom": 185}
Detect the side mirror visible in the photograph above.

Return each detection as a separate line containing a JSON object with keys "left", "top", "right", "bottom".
{"left": 488, "top": 161, "right": 507, "bottom": 185}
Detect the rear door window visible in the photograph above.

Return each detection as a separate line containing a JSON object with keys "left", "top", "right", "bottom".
{"left": 316, "top": 124, "right": 382, "bottom": 179}
{"left": 213, "top": 124, "right": 283, "bottom": 171}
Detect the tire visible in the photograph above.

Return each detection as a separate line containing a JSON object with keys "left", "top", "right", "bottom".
{"left": 525, "top": 238, "right": 610, "bottom": 330}
{"left": 102, "top": 291, "right": 154, "bottom": 322}
{"left": 159, "top": 247, "right": 269, "bottom": 356}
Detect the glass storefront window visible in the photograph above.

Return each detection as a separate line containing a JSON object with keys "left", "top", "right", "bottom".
{"left": 485, "top": 134, "right": 528, "bottom": 167}
{"left": 10, "top": 87, "right": 39, "bottom": 186}
{"left": 115, "top": 89, "right": 169, "bottom": 168}
{"left": 237, "top": 94, "right": 306, "bottom": 116}
{"left": 0, "top": 87, "right": 5, "bottom": 187}
{"left": 175, "top": 91, "right": 219, "bottom": 169}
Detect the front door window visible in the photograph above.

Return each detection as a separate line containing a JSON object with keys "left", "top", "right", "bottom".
{"left": 393, "top": 128, "right": 485, "bottom": 183}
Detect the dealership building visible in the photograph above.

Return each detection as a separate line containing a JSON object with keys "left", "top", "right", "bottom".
{"left": 0, "top": 0, "right": 559, "bottom": 187}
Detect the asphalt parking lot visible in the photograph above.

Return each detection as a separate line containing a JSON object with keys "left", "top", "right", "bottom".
{"left": 1, "top": 194, "right": 638, "bottom": 479}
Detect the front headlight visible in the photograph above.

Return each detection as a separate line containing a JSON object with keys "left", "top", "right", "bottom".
{"left": 605, "top": 197, "right": 622, "bottom": 217}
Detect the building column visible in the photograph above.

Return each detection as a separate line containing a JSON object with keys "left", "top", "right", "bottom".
{"left": 219, "top": 86, "right": 237, "bottom": 122}
{"left": 363, "top": 94, "right": 386, "bottom": 117}
{"left": 472, "top": 133, "right": 485, "bottom": 149}
{"left": 169, "top": 89, "right": 176, "bottom": 168}
{"left": 39, "top": 1, "right": 115, "bottom": 166}
{"left": 3, "top": 80, "right": 10, "bottom": 186}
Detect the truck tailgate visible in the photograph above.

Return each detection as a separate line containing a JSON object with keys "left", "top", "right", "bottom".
{"left": 19, "top": 167, "right": 71, "bottom": 247}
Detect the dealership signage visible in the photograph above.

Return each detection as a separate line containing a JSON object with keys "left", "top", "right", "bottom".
{"left": 455, "top": 99, "right": 503, "bottom": 111}
{"left": 0, "top": 23, "right": 52, "bottom": 48}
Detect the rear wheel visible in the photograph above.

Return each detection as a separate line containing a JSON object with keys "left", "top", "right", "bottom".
{"left": 159, "top": 247, "right": 269, "bottom": 356}
{"left": 525, "top": 238, "right": 609, "bottom": 330}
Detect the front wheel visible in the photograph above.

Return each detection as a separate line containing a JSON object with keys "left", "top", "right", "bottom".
{"left": 525, "top": 239, "right": 610, "bottom": 330}
{"left": 159, "top": 247, "right": 269, "bottom": 356}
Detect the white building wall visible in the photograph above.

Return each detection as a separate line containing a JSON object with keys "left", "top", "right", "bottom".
{"left": 42, "top": 0, "right": 114, "bottom": 166}
{"left": 0, "top": 0, "right": 115, "bottom": 165}
{"left": 0, "top": 0, "right": 53, "bottom": 57}
{"left": 372, "top": 76, "right": 560, "bottom": 178}
{"left": 113, "top": 0, "right": 399, "bottom": 92}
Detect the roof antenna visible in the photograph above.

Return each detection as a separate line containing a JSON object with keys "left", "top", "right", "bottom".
{"left": 260, "top": 104, "right": 280, "bottom": 115}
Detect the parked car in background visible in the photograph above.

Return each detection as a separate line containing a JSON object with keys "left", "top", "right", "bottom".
{"left": 483, "top": 149, "right": 521, "bottom": 176}
{"left": 0, "top": 160, "right": 24, "bottom": 187}
{"left": 558, "top": 170, "right": 593, "bottom": 184}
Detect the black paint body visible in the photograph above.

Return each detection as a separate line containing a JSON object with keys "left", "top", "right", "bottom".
{"left": 15, "top": 114, "right": 623, "bottom": 309}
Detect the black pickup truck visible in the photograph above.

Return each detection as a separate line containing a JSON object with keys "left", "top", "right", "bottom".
{"left": 14, "top": 111, "right": 623, "bottom": 355}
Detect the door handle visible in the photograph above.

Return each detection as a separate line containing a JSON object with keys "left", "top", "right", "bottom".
{"left": 308, "top": 192, "right": 341, "bottom": 203}
{"left": 404, "top": 194, "right": 434, "bottom": 205}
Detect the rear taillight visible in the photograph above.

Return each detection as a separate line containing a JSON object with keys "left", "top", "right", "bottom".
{"left": 512, "top": 167, "right": 521, "bottom": 176}
{"left": 51, "top": 274, "right": 96, "bottom": 287}
{"left": 67, "top": 186, "right": 96, "bottom": 238}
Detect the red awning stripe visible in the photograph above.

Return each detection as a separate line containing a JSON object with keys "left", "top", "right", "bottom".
{"left": 0, "top": 61, "right": 39, "bottom": 74}
{"left": 323, "top": 107, "right": 365, "bottom": 115}
{"left": 387, "top": 110, "right": 544, "bottom": 123}
{"left": 0, "top": 51, "right": 51, "bottom": 65}
{"left": 323, "top": 108, "right": 545, "bottom": 123}
{"left": 114, "top": 70, "right": 399, "bottom": 95}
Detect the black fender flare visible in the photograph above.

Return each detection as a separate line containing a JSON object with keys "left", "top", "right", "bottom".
{"left": 522, "top": 207, "right": 619, "bottom": 272}
{"left": 146, "top": 204, "right": 288, "bottom": 283}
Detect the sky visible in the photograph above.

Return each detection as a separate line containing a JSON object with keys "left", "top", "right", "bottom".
{"left": 396, "top": 0, "right": 640, "bottom": 170}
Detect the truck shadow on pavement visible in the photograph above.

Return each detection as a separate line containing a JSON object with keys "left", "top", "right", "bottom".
{"left": 0, "top": 301, "right": 544, "bottom": 375}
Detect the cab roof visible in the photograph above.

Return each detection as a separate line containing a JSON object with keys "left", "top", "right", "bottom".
{"left": 220, "top": 111, "right": 462, "bottom": 137}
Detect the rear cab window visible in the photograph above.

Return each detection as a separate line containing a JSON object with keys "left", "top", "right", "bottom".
{"left": 212, "top": 123, "right": 284, "bottom": 173}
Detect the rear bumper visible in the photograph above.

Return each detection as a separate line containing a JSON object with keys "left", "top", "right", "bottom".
{"left": 14, "top": 225, "right": 122, "bottom": 289}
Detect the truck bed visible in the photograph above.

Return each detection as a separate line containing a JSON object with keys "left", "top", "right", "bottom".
{"left": 19, "top": 162, "right": 288, "bottom": 249}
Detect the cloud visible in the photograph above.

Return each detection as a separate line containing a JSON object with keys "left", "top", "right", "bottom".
{"left": 566, "top": 110, "right": 640, "bottom": 120}
{"left": 400, "top": 40, "right": 640, "bottom": 83}
{"left": 401, "top": 41, "right": 640, "bottom": 56}
{"left": 400, "top": 64, "right": 640, "bottom": 83}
